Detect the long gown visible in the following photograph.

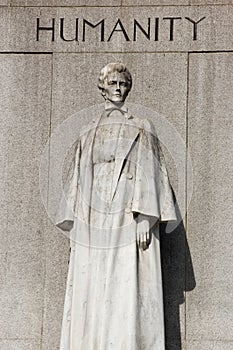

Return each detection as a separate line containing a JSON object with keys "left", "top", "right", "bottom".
{"left": 57, "top": 109, "right": 176, "bottom": 350}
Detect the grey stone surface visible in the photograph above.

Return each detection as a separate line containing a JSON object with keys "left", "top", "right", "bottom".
{"left": 0, "top": 6, "right": 231, "bottom": 52}
{"left": 0, "top": 54, "right": 51, "bottom": 340}
{"left": 0, "top": 340, "right": 40, "bottom": 350}
{"left": 191, "top": 0, "right": 233, "bottom": 4}
{"left": 187, "top": 53, "right": 233, "bottom": 344}
{"left": 0, "top": 0, "right": 9, "bottom": 5}
{"left": 10, "top": 0, "right": 121, "bottom": 6}
{"left": 40, "top": 222, "right": 70, "bottom": 350}
{"left": 123, "top": 0, "right": 189, "bottom": 5}
{"left": 187, "top": 340, "right": 233, "bottom": 350}
{"left": 10, "top": 0, "right": 233, "bottom": 5}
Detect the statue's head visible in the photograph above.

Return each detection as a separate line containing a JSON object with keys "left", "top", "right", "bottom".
{"left": 98, "top": 62, "right": 132, "bottom": 104}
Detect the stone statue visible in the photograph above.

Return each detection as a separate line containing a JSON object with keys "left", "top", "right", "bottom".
{"left": 55, "top": 62, "right": 177, "bottom": 349}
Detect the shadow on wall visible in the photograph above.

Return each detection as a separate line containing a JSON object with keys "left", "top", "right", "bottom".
{"left": 160, "top": 198, "right": 196, "bottom": 350}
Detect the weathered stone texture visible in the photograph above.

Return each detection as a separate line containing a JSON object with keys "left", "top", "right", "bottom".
{"left": 10, "top": 0, "right": 121, "bottom": 6}
{"left": 191, "top": 0, "right": 233, "bottom": 4}
{"left": 9, "top": 0, "right": 233, "bottom": 6}
{"left": 0, "top": 340, "right": 40, "bottom": 350}
{"left": 123, "top": 0, "right": 189, "bottom": 5}
{"left": 41, "top": 225, "right": 70, "bottom": 350}
{"left": 0, "top": 54, "right": 51, "bottom": 341}
{"left": 10, "top": 0, "right": 232, "bottom": 7}
{"left": 187, "top": 340, "right": 233, "bottom": 350}
{"left": 187, "top": 53, "right": 233, "bottom": 344}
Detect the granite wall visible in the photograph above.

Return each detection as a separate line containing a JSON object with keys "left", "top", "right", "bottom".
{"left": 0, "top": 2, "right": 232, "bottom": 350}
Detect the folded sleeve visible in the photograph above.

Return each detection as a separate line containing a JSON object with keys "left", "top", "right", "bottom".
{"left": 131, "top": 118, "right": 177, "bottom": 223}
{"left": 55, "top": 140, "right": 81, "bottom": 231}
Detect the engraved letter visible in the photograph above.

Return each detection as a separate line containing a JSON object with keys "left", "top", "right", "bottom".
{"left": 107, "top": 19, "right": 130, "bottom": 42}
{"left": 36, "top": 18, "right": 55, "bottom": 42}
{"left": 60, "top": 18, "right": 79, "bottom": 42}
{"left": 155, "top": 17, "right": 159, "bottom": 41}
{"left": 163, "top": 17, "right": 182, "bottom": 41}
{"left": 82, "top": 19, "right": 105, "bottom": 42}
{"left": 185, "top": 16, "right": 206, "bottom": 40}
{"left": 133, "top": 19, "right": 151, "bottom": 41}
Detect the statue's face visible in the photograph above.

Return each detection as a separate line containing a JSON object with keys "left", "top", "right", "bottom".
{"left": 103, "top": 71, "right": 131, "bottom": 104}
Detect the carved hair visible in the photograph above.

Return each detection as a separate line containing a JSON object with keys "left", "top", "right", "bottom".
{"left": 98, "top": 62, "right": 132, "bottom": 95}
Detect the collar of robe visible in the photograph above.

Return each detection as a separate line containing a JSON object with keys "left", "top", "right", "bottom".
{"left": 104, "top": 101, "right": 130, "bottom": 118}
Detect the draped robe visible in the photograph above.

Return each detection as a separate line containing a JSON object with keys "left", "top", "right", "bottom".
{"left": 55, "top": 108, "right": 176, "bottom": 350}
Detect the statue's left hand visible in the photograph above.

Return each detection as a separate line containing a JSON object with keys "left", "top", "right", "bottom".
{"left": 136, "top": 214, "right": 151, "bottom": 250}
{"left": 138, "top": 231, "right": 151, "bottom": 250}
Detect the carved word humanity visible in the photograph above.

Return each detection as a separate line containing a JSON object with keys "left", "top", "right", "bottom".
{"left": 36, "top": 17, "right": 206, "bottom": 42}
